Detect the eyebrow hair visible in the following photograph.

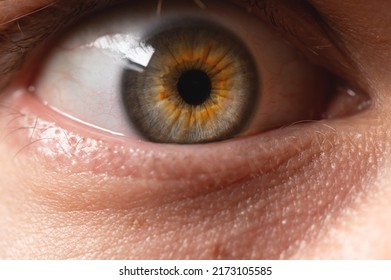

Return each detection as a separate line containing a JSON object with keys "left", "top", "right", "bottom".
{"left": 0, "top": 0, "right": 116, "bottom": 90}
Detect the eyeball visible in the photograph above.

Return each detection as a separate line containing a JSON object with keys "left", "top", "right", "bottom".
{"left": 32, "top": 0, "right": 332, "bottom": 144}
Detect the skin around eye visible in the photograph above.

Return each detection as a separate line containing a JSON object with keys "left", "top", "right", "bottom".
{"left": 30, "top": 0, "right": 332, "bottom": 143}
{"left": 1, "top": 0, "right": 390, "bottom": 260}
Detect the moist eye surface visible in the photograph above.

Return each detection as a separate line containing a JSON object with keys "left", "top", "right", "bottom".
{"left": 122, "top": 20, "right": 258, "bottom": 144}
{"left": 32, "top": 0, "right": 334, "bottom": 142}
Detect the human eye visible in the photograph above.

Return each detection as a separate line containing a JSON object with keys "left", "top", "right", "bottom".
{"left": 2, "top": 0, "right": 370, "bottom": 144}
{"left": 20, "top": 0, "right": 340, "bottom": 144}
{"left": 0, "top": 0, "right": 379, "bottom": 259}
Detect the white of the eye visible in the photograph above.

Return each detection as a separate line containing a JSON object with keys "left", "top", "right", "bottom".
{"left": 35, "top": 43, "right": 137, "bottom": 137}
{"left": 84, "top": 34, "right": 155, "bottom": 70}
{"left": 35, "top": 32, "right": 158, "bottom": 138}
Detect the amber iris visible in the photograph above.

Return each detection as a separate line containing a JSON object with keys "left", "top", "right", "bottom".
{"left": 122, "top": 21, "right": 258, "bottom": 144}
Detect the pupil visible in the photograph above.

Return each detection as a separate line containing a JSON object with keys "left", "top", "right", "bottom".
{"left": 177, "top": 69, "right": 212, "bottom": 105}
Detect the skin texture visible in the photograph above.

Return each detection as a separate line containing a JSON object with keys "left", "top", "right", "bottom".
{"left": 0, "top": 0, "right": 391, "bottom": 259}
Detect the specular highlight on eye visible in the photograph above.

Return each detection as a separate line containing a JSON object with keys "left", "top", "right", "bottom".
{"left": 122, "top": 23, "right": 258, "bottom": 144}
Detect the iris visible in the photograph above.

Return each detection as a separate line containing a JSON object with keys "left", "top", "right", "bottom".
{"left": 122, "top": 20, "right": 258, "bottom": 144}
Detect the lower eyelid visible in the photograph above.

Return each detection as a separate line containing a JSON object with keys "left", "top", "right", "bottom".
{"left": 1, "top": 87, "right": 325, "bottom": 202}
{"left": 0, "top": 85, "right": 384, "bottom": 255}
{"left": 7, "top": 88, "right": 308, "bottom": 175}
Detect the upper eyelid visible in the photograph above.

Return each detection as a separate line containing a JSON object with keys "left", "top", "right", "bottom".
{"left": 0, "top": 0, "right": 275, "bottom": 89}
{"left": 0, "top": 0, "right": 350, "bottom": 91}
{"left": 248, "top": 0, "right": 365, "bottom": 91}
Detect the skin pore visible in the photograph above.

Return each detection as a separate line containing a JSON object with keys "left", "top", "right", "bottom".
{"left": 0, "top": 0, "right": 391, "bottom": 259}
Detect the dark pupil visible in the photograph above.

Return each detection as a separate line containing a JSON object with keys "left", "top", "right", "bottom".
{"left": 177, "top": 69, "right": 212, "bottom": 105}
